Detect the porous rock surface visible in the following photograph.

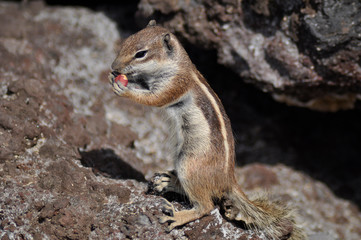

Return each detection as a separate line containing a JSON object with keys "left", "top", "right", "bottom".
{"left": 138, "top": 0, "right": 361, "bottom": 111}
{"left": 0, "top": 2, "right": 361, "bottom": 240}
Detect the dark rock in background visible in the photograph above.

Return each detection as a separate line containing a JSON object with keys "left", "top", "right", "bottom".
{"left": 0, "top": 1, "right": 361, "bottom": 239}
{"left": 138, "top": 0, "right": 361, "bottom": 111}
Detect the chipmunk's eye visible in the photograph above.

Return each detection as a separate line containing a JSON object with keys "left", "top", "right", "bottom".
{"left": 134, "top": 50, "right": 148, "bottom": 59}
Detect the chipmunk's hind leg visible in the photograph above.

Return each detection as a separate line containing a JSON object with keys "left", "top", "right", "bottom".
{"left": 159, "top": 173, "right": 215, "bottom": 231}
{"left": 159, "top": 198, "right": 213, "bottom": 232}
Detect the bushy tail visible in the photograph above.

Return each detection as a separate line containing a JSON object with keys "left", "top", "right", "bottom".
{"left": 223, "top": 186, "right": 307, "bottom": 240}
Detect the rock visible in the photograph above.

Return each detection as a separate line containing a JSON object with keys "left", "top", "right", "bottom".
{"left": 236, "top": 164, "right": 361, "bottom": 240}
{"left": 137, "top": 0, "right": 361, "bottom": 111}
{"left": 0, "top": 1, "right": 360, "bottom": 240}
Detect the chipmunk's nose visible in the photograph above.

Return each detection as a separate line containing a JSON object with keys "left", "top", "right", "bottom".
{"left": 111, "top": 59, "right": 122, "bottom": 72}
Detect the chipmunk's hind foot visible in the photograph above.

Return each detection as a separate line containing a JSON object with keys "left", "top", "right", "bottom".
{"left": 159, "top": 198, "right": 211, "bottom": 232}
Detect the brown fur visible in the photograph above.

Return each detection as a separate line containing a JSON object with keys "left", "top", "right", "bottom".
{"left": 109, "top": 21, "right": 306, "bottom": 239}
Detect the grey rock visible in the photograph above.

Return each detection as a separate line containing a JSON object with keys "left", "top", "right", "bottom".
{"left": 138, "top": 0, "right": 361, "bottom": 111}
{"left": 308, "top": 233, "right": 336, "bottom": 240}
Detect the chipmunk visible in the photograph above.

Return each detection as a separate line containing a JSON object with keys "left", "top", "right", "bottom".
{"left": 109, "top": 20, "right": 306, "bottom": 240}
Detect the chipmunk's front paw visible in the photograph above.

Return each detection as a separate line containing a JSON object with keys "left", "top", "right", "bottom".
{"left": 109, "top": 71, "right": 128, "bottom": 96}
{"left": 150, "top": 172, "right": 172, "bottom": 193}
{"left": 149, "top": 170, "right": 181, "bottom": 195}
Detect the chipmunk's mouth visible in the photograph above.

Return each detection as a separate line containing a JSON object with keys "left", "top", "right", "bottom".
{"left": 110, "top": 71, "right": 127, "bottom": 86}
{"left": 110, "top": 71, "right": 150, "bottom": 91}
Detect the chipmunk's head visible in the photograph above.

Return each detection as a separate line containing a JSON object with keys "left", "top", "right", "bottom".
{"left": 110, "top": 20, "right": 189, "bottom": 91}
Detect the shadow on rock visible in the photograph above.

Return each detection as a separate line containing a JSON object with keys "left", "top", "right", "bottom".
{"left": 79, "top": 148, "right": 146, "bottom": 182}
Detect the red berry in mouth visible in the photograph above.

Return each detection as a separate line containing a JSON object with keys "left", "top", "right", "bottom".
{"left": 114, "top": 74, "right": 128, "bottom": 87}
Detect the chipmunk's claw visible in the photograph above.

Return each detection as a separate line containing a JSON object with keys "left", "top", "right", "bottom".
{"left": 161, "top": 199, "right": 175, "bottom": 216}
{"left": 107, "top": 73, "right": 114, "bottom": 84}
{"left": 150, "top": 172, "right": 172, "bottom": 193}
{"left": 154, "top": 172, "right": 172, "bottom": 178}
{"left": 159, "top": 215, "right": 175, "bottom": 224}
{"left": 161, "top": 218, "right": 178, "bottom": 232}
{"left": 109, "top": 72, "right": 127, "bottom": 96}
{"left": 159, "top": 199, "right": 178, "bottom": 232}
{"left": 159, "top": 215, "right": 178, "bottom": 232}
{"left": 113, "top": 83, "right": 124, "bottom": 95}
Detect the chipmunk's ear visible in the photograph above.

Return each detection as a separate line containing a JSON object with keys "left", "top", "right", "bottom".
{"left": 163, "top": 33, "right": 173, "bottom": 54}
{"left": 147, "top": 20, "right": 156, "bottom": 27}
